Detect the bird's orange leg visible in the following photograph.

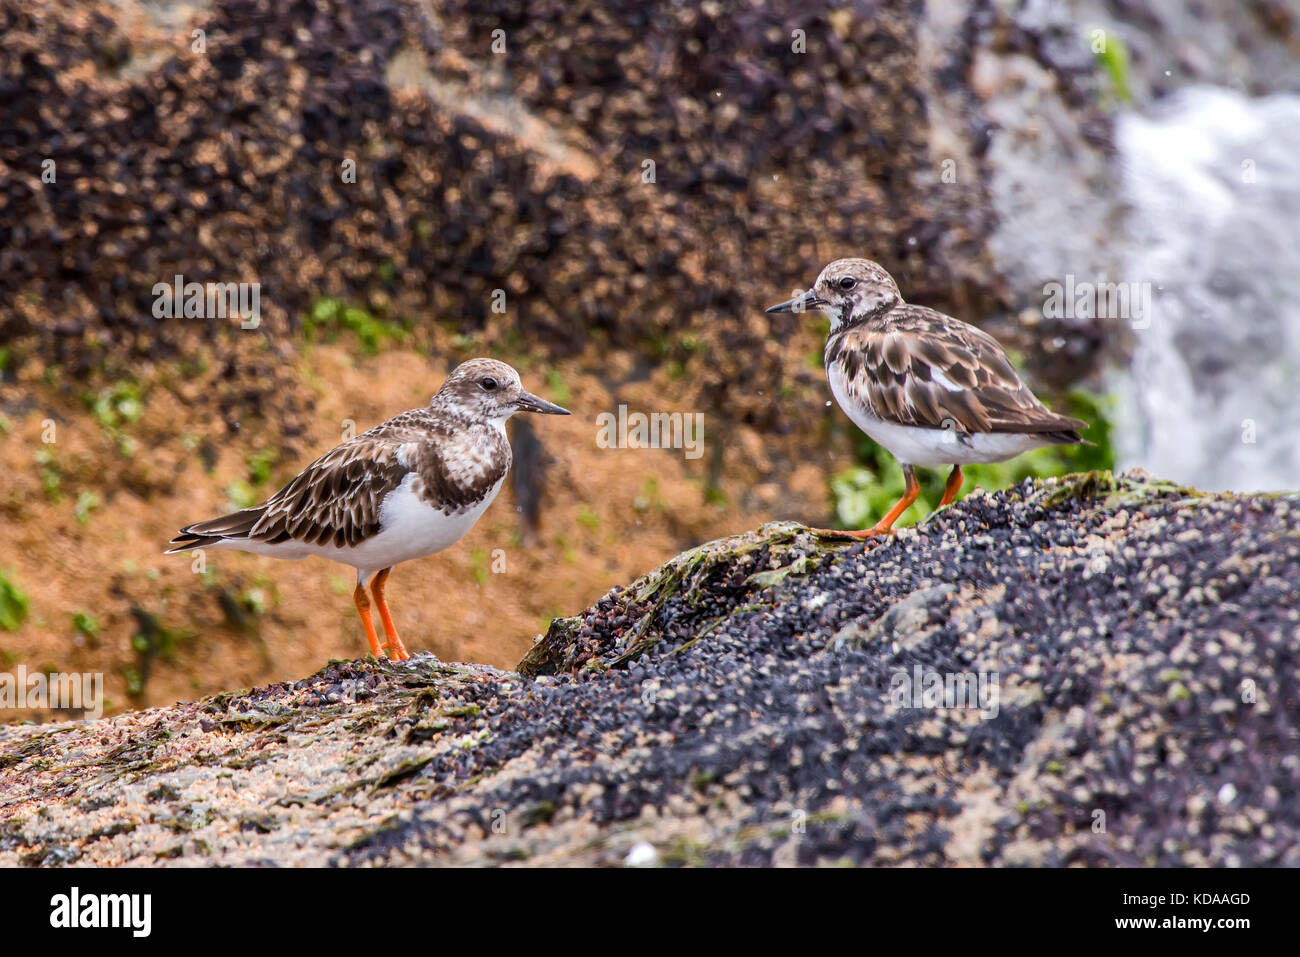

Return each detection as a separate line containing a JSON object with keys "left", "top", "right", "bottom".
{"left": 846, "top": 465, "right": 920, "bottom": 538}
{"left": 938, "top": 465, "right": 964, "bottom": 508}
{"left": 370, "top": 568, "right": 410, "bottom": 661}
{"left": 353, "top": 583, "right": 383, "bottom": 658}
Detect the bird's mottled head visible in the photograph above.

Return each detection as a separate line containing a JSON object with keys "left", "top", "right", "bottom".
{"left": 433, "top": 358, "right": 570, "bottom": 422}
{"left": 765, "top": 258, "right": 903, "bottom": 330}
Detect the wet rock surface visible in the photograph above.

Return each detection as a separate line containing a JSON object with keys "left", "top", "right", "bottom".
{"left": 2, "top": 471, "right": 1296, "bottom": 866}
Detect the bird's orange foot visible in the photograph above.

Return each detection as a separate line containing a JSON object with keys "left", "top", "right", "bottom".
{"left": 843, "top": 525, "right": 898, "bottom": 538}
{"left": 381, "top": 638, "right": 411, "bottom": 661}
{"left": 832, "top": 465, "right": 919, "bottom": 540}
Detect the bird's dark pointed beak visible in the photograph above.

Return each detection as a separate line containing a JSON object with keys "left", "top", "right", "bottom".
{"left": 765, "top": 289, "right": 825, "bottom": 314}
{"left": 516, "top": 390, "right": 570, "bottom": 415}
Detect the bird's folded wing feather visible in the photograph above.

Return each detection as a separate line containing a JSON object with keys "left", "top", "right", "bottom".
{"left": 244, "top": 435, "right": 415, "bottom": 548}
{"left": 828, "top": 308, "right": 1089, "bottom": 435}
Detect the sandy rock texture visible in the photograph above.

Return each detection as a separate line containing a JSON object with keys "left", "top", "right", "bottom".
{"left": 2, "top": 471, "right": 1296, "bottom": 866}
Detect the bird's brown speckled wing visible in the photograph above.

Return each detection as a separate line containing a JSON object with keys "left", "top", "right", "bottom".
{"left": 241, "top": 434, "right": 412, "bottom": 548}
{"left": 826, "top": 305, "right": 1089, "bottom": 436}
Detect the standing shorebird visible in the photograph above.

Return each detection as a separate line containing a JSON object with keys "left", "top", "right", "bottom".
{"left": 167, "top": 358, "right": 569, "bottom": 660}
{"left": 767, "top": 258, "right": 1088, "bottom": 537}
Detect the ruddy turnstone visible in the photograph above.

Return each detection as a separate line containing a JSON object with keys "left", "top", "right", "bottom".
{"left": 166, "top": 358, "right": 569, "bottom": 660}
{"left": 766, "top": 258, "right": 1088, "bottom": 536}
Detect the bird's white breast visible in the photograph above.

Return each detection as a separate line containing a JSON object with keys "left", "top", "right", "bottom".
{"left": 375, "top": 472, "right": 503, "bottom": 561}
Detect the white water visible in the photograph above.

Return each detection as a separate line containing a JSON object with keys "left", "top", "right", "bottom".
{"left": 1114, "top": 86, "right": 1300, "bottom": 492}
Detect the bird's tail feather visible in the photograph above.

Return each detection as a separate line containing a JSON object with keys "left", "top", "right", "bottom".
{"left": 165, "top": 507, "right": 265, "bottom": 554}
{"left": 1036, "top": 430, "right": 1092, "bottom": 446}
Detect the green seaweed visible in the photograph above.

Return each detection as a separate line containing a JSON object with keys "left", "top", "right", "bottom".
{"left": 520, "top": 522, "right": 852, "bottom": 676}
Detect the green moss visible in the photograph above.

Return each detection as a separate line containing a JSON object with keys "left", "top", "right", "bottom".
{"left": 1095, "top": 31, "right": 1134, "bottom": 105}
{"left": 520, "top": 521, "right": 851, "bottom": 677}
{"left": 442, "top": 704, "right": 482, "bottom": 718}
{"left": 73, "top": 491, "right": 100, "bottom": 525}
{"left": 224, "top": 479, "right": 257, "bottom": 510}
{"left": 246, "top": 448, "right": 277, "bottom": 487}
{"left": 241, "top": 588, "right": 269, "bottom": 616}
{"left": 634, "top": 476, "right": 663, "bottom": 512}
{"left": 470, "top": 547, "right": 490, "bottom": 585}
{"left": 0, "top": 571, "right": 29, "bottom": 632}
{"left": 520, "top": 801, "right": 556, "bottom": 827}
{"left": 34, "top": 447, "right": 62, "bottom": 502}
{"left": 83, "top": 380, "right": 145, "bottom": 432}
{"left": 545, "top": 368, "right": 571, "bottom": 405}
{"left": 304, "top": 297, "right": 408, "bottom": 355}
{"left": 1033, "top": 470, "right": 1202, "bottom": 510}
{"left": 127, "top": 608, "right": 196, "bottom": 697}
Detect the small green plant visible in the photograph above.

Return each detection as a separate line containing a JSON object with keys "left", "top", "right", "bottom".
{"left": 123, "top": 666, "right": 145, "bottom": 697}
{"left": 35, "top": 447, "right": 62, "bottom": 501}
{"left": 469, "top": 547, "right": 490, "bottom": 585}
{"left": 576, "top": 505, "right": 600, "bottom": 530}
{"left": 128, "top": 607, "right": 196, "bottom": 697}
{"left": 72, "top": 611, "right": 101, "bottom": 638}
{"left": 545, "top": 368, "right": 571, "bottom": 406}
{"left": 1094, "top": 31, "right": 1133, "bottom": 105}
{"left": 178, "top": 354, "right": 211, "bottom": 379}
{"left": 224, "top": 479, "right": 257, "bottom": 510}
{"left": 241, "top": 588, "right": 269, "bottom": 615}
{"left": 246, "top": 449, "right": 277, "bottom": 487}
{"left": 74, "top": 491, "right": 101, "bottom": 525}
{"left": 80, "top": 380, "right": 146, "bottom": 461}
{"left": 0, "top": 572, "right": 29, "bottom": 632}
{"left": 634, "top": 476, "right": 663, "bottom": 512}
{"left": 807, "top": 317, "right": 831, "bottom": 370}
{"left": 304, "top": 297, "right": 407, "bottom": 355}
{"left": 84, "top": 380, "right": 145, "bottom": 432}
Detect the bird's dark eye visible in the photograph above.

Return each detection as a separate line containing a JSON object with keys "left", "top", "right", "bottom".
{"left": 480, "top": 377, "right": 498, "bottom": 391}
{"left": 839, "top": 276, "right": 857, "bottom": 291}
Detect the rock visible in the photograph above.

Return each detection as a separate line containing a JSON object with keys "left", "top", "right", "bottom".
{"left": 2, "top": 470, "right": 1297, "bottom": 866}
{"left": 0, "top": 0, "right": 1116, "bottom": 452}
